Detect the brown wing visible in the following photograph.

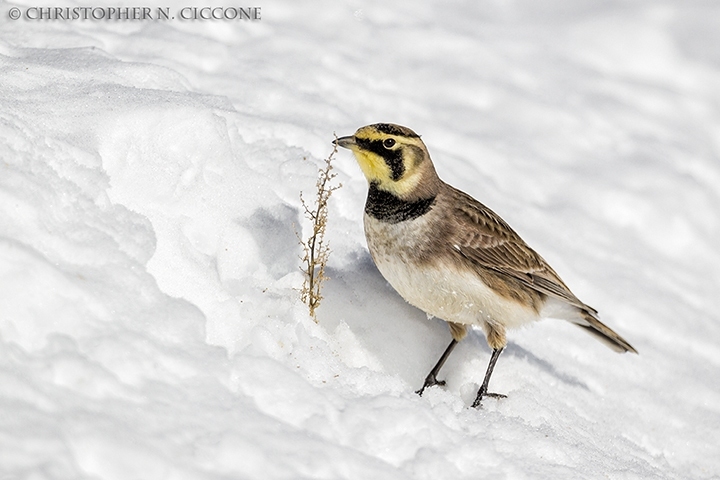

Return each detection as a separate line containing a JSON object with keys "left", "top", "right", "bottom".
{"left": 445, "top": 186, "right": 596, "bottom": 314}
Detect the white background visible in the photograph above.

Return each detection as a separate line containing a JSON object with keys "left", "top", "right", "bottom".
{"left": 1, "top": 1, "right": 719, "bottom": 478}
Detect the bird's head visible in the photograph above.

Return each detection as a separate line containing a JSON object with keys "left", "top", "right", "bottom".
{"left": 334, "top": 123, "right": 440, "bottom": 198}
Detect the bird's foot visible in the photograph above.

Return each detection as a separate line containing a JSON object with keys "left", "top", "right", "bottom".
{"left": 416, "top": 374, "right": 446, "bottom": 396}
{"left": 470, "top": 386, "right": 506, "bottom": 408}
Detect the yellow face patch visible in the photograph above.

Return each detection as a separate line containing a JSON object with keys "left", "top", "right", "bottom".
{"left": 343, "top": 124, "right": 427, "bottom": 197}
{"left": 349, "top": 147, "right": 392, "bottom": 184}
{"left": 337, "top": 124, "right": 429, "bottom": 197}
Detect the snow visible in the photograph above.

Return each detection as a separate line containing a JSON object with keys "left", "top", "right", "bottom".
{"left": 1, "top": 0, "right": 719, "bottom": 478}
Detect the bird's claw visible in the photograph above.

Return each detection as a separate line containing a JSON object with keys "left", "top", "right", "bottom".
{"left": 416, "top": 374, "right": 446, "bottom": 396}
{"left": 471, "top": 388, "right": 507, "bottom": 408}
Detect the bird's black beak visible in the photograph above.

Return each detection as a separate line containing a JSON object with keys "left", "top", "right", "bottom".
{"left": 333, "top": 135, "right": 356, "bottom": 149}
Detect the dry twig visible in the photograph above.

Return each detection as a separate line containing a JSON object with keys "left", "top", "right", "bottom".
{"left": 299, "top": 140, "right": 342, "bottom": 321}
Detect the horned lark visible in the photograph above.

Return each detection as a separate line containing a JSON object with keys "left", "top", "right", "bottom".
{"left": 334, "top": 123, "right": 637, "bottom": 407}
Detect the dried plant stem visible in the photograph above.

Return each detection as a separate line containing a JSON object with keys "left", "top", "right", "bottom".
{"left": 299, "top": 141, "right": 341, "bottom": 321}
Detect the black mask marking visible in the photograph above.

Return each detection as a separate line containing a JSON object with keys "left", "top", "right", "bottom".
{"left": 356, "top": 137, "right": 404, "bottom": 181}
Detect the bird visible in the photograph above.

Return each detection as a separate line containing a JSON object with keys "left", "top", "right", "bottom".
{"left": 333, "top": 123, "right": 637, "bottom": 408}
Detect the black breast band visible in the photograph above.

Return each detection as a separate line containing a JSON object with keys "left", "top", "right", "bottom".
{"left": 365, "top": 183, "right": 436, "bottom": 223}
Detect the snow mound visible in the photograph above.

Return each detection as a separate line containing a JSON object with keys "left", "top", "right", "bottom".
{"left": 1, "top": 1, "right": 719, "bottom": 478}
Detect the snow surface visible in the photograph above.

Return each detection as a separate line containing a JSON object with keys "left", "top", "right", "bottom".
{"left": 1, "top": 0, "right": 720, "bottom": 478}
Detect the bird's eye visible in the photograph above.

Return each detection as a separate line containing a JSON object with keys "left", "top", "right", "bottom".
{"left": 383, "top": 138, "right": 396, "bottom": 149}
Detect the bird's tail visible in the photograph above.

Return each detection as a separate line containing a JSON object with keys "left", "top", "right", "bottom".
{"left": 575, "top": 310, "right": 638, "bottom": 354}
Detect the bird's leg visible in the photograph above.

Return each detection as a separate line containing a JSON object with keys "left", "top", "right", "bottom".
{"left": 416, "top": 339, "right": 458, "bottom": 396}
{"left": 471, "top": 347, "right": 506, "bottom": 408}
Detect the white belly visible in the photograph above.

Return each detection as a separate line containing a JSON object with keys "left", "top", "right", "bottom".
{"left": 364, "top": 214, "right": 538, "bottom": 330}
